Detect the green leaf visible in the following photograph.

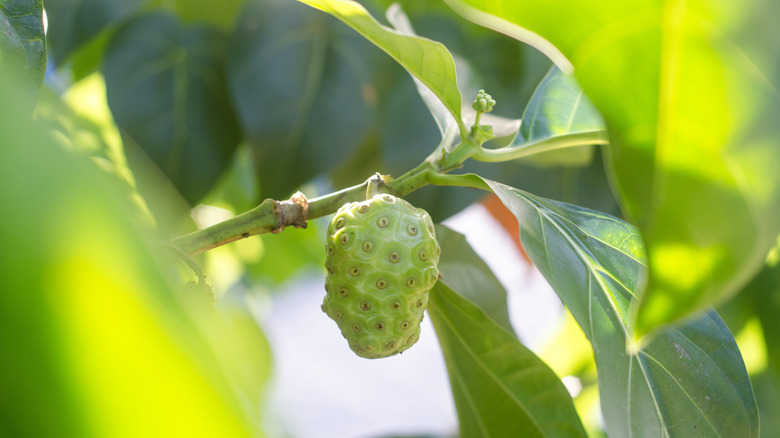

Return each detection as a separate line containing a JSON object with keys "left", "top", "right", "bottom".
{"left": 103, "top": 13, "right": 241, "bottom": 205}
{"left": 519, "top": 66, "right": 604, "bottom": 143}
{"left": 0, "top": 80, "right": 264, "bottom": 437}
{"left": 484, "top": 178, "right": 758, "bottom": 437}
{"left": 248, "top": 221, "right": 324, "bottom": 285}
{"left": 435, "top": 225, "right": 514, "bottom": 335}
{"left": 171, "top": 0, "right": 246, "bottom": 29}
{"left": 227, "top": 0, "right": 375, "bottom": 199}
{"left": 43, "top": 0, "right": 145, "bottom": 64}
{"left": 516, "top": 66, "right": 605, "bottom": 168}
{"left": 447, "top": 0, "right": 780, "bottom": 337}
{"left": 0, "top": 0, "right": 45, "bottom": 107}
{"left": 428, "top": 282, "right": 586, "bottom": 438}
{"left": 384, "top": 4, "right": 459, "bottom": 144}
{"left": 297, "top": 0, "right": 467, "bottom": 137}
{"left": 743, "top": 261, "right": 780, "bottom": 374}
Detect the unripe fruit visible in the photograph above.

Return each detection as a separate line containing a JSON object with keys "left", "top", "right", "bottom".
{"left": 322, "top": 194, "right": 440, "bottom": 359}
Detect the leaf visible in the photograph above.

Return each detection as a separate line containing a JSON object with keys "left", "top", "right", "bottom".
{"left": 516, "top": 66, "right": 605, "bottom": 168}
{"left": 297, "top": 0, "right": 467, "bottom": 136}
{"left": 384, "top": 3, "right": 459, "bottom": 144}
{"left": 484, "top": 178, "right": 758, "bottom": 437}
{"left": 43, "top": 0, "right": 145, "bottom": 64}
{"left": 742, "top": 261, "right": 780, "bottom": 373}
{"left": 103, "top": 13, "right": 241, "bottom": 205}
{"left": 447, "top": 0, "right": 780, "bottom": 337}
{"left": 0, "top": 0, "right": 45, "bottom": 107}
{"left": 519, "top": 66, "right": 604, "bottom": 143}
{"left": 428, "top": 282, "right": 586, "bottom": 438}
{"left": 172, "top": 0, "right": 247, "bottom": 29}
{"left": 227, "top": 0, "right": 376, "bottom": 199}
{"left": 435, "top": 225, "right": 514, "bottom": 335}
{"left": 0, "top": 80, "right": 264, "bottom": 437}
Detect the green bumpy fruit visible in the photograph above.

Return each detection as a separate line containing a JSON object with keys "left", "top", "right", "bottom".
{"left": 322, "top": 194, "right": 440, "bottom": 359}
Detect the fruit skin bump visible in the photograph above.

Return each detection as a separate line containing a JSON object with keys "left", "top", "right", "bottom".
{"left": 322, "top": 194, "right": 441, "bottom": 359}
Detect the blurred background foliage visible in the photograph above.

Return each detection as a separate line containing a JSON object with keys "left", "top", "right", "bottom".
{"left": 1, "top": 0, "right": 778, "bottom": 436}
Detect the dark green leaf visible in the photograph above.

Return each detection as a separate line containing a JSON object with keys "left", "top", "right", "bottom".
{"left": 104, "top": 13, "right": 241, "bottom": 204}
{"left": 428, "top": 282, "right": 586, "bottom": 438}
{"left": 298, "top": 0, "right": 466, "bottom": 136}
{"left": 385, "top": 4, "right": 458, "bottom": 142}
{"left": 43, "top": 0, "right": 144, "bottom": 64}
{"left": 435, "top": 225, "right": 514, "bottom": 335}
{"left": 447, "top": 0, "right": 780, "bottom": 336}
{"left": 0, "top": 0, "right": 45, "bottom": 108}
{"left": 172, "top": 0, "right": 246, "bottom": 29}
{"left": 485, "top": 178, "right": 758, "bottom": 437}
{"left": 227, "top": 0, "right": 375, "bottom": 199}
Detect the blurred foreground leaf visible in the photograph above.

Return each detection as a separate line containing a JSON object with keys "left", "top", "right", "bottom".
{"left": 448, "top": 0, "right": 780, "bottom": 338}
{"left": 0, "top": 77, "right": 266, "bottom": 437}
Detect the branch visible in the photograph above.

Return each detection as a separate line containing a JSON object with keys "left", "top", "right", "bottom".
{"left": 168, "top": 162, "right": 436, "bottom": 256}
{"left": 166, "top": 89, "right": 535, "bottom": 256}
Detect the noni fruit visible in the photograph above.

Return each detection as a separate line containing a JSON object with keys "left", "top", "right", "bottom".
{"left": 322, "top": 194, "right": 440, "bottom": 359}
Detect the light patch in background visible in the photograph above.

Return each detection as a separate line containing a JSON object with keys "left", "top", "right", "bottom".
{"left": 256, "top": 203, "right": 566, "bottom": 437}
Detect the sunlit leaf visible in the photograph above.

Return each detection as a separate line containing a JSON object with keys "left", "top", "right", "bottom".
{"left": 428, "top": 282, "right": 586, "bottom": 438}
{"left": 103, "top": 13, "right": 241, "bottom": 204}
{"left": 297, "top": 0, "right": 467, "bottom": 136}
{"left": 0, "top": 0, "right": 45, "bottom": 107}
{"left": 484, "top": 178, "right": 758, "bottom": 437}
{"left": 0, "top": 80, "right": 265, "bottom": 437}
{"left": 447, "top": 0, "right": 780, "bottom": 337}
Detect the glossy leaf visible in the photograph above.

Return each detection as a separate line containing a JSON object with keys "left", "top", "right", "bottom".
{"left": 516, "top": 66, "right": 605, "bottom": 168}
{"left": 484, "top": 178, "right": 758, "bottom": 437}
{"left": 227, "top": 0, "right": 375, "bottom": 199}
{"left": 519, "top": 66, "right": 604, "bottom": 143}
{"left": 435, "top": 225, "right": 514, "bottom": 335}
{"left": 103, "top": 13, "right": 241, "bottom": 204}
{"left": 43, "top": 0, "right": 145, "bottom": 64}
{"left": 0, "top": 0, "right": 45, "bottom": 107}
{"left": 447, "top": 0, "right": 780, "bottom": 337}
{"left": 297, "top": 0, "right": 467, "bottom": 136}
{"left": 428, "top": 282, "right": 586, "bottom": 438}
